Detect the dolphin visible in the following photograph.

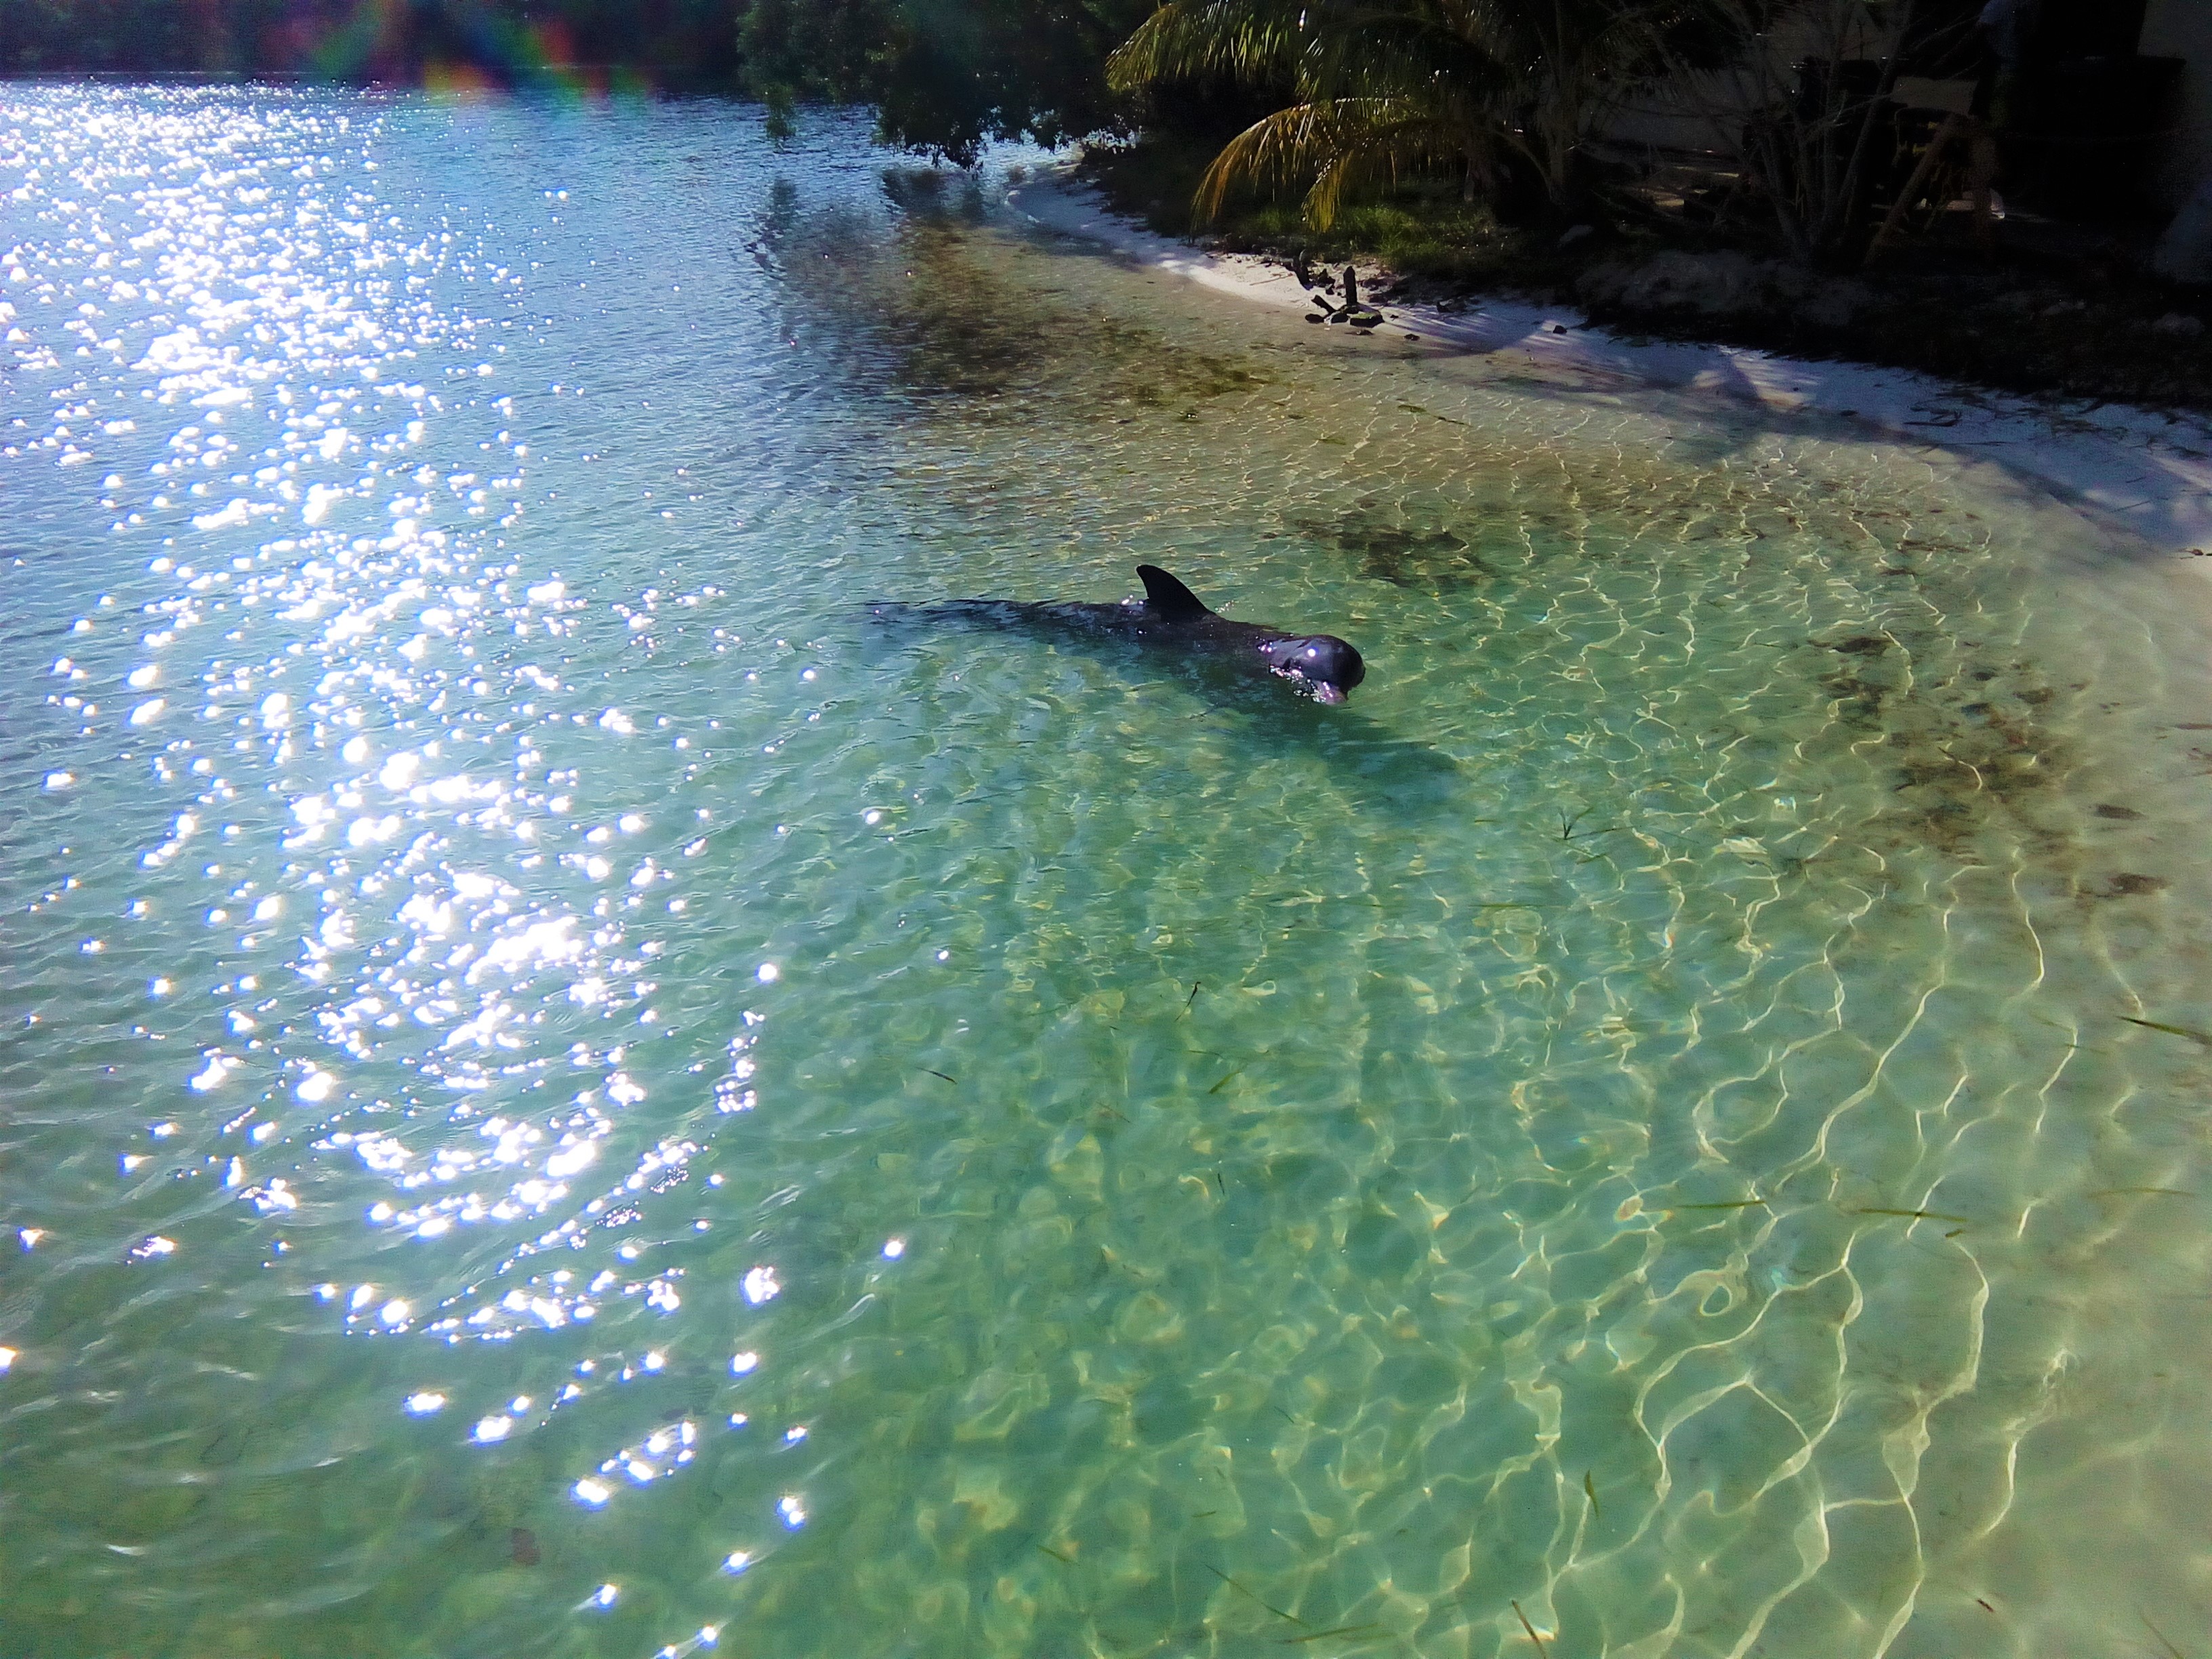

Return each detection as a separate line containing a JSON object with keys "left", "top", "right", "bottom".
{"left": 871, "top": 565, "right": 1368, "bottom": 704}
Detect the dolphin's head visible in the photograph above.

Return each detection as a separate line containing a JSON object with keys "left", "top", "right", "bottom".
{"left": 1261, "top": 635, "right": 1366, "bottom": 704}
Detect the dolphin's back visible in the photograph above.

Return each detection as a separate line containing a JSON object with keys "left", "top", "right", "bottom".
{"left": 868, "top": 597, "right": 1145, "bottom": 638}
{"left": 865, "top": 566, "right": 1364, "bottom": 703}
{"left": 1136, "top": 565, "right": 1214, "bottom": 621}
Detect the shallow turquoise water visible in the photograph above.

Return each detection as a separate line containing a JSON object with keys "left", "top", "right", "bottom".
{"left": 5, "top": 84, "right": 2212, "bottom": 1659}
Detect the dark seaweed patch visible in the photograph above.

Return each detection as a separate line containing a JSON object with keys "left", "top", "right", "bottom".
{"left": 1289, "top": 506, "right": 1498, "bottom": 590}
{"left": 1826, "top": 640, "right": 2078, "bottom": 859}
{"left": 775, "top": 213, "right": 1269, "bottom": 415}
{"left": 1822, "top": 663, "right": 1889, "bottom": 729}
{"left": 1883, "top": 720, "right": 2062, "bottom": 853}
{"left": 2102, "top": 873, "right": 2169, "bottom": 897}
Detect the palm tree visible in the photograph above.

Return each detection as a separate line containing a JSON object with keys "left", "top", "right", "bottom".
{"left": 1108, "top": 0, "right": 1714, "bottom": 227}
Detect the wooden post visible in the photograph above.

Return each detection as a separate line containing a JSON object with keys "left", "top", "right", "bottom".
{"left": 1868, "top": 112, "right": 1963, "bottom": 262}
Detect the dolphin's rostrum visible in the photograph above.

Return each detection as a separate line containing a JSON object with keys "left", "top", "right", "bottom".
{"left": 871, "top": 565, "right": 1367, "bottom": 704}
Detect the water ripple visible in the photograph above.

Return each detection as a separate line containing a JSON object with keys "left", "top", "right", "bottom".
{"left": 3, "top": 83, "right": 2211, "bottom": 1659}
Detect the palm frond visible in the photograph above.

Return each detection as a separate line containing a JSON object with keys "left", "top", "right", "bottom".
{"left": 1135, "top": 0, "right": 1722, "bottom": 218}
{"left": 1303, "top": 113, "right": 1468, "bottom": 224}
{"left": 1195, "top": 98, "right": 1469, "bottom": 227}
{"left": 1107, "top": 0, "right": 1304, "bottom": 91}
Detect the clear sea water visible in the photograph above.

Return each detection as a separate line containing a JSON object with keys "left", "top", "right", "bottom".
{"left": 4, "top": 83, "right": 2211, "bottom": 1659}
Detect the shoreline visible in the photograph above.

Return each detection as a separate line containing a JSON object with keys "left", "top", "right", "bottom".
{"left": 1006, "top": 167, "right": 2212, "bottom": 562}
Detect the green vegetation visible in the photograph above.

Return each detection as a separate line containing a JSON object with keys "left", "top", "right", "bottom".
{"left": 1080, "top": 132, "right": 1593, "bottom": 290}
{"left": 1076, "top": 103, "right": 2212, "bottom": 413}
{"left": 1105, "top": 0, "right": 1721, "bottom": 226}
{"left": 729, "top": 0, "right": 2212, "bottom": 411}
{"left": 735, "top": 0, "right": 1151, "bottom": 162}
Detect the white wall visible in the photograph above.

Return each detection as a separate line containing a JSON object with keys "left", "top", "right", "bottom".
{"left": 2142, "top": 0, "right": 2212, "bottom": 207}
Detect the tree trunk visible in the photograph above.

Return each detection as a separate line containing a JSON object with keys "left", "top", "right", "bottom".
{"left": 1462, "top": 138, "right": 1490, "bottom": 203}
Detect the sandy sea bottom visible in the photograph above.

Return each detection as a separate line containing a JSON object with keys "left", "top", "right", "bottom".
{"left": 2, "top": 85, "right": 2211, "bottom": 1659}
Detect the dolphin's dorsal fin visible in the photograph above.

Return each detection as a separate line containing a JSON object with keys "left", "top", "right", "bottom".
{"left": 1137, "top": 565, "right": 1213, "bottom": 621}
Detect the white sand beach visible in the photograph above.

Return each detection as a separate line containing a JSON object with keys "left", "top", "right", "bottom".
{"left": 1010, "top": 167, "right": 2212, "bottom": 563}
